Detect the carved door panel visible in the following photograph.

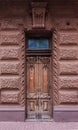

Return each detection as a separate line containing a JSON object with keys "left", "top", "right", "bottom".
{"left": 26, "top": 56, "right": 51, "bottom": 120}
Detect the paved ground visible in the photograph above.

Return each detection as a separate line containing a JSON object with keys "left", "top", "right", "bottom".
{"left": 0, "top": 122, "right": 78, "bottom": 130}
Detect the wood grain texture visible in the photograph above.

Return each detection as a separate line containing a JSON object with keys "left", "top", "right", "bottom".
{"left": 27, "top": 56, "right": 51, "bottom": 119}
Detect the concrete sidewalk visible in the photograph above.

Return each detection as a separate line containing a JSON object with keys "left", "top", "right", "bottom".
{"left": 0, "top": 122, "right": 78, "bottom": 130}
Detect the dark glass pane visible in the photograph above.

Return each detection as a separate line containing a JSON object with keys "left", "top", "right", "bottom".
{"left": 28, "top": 39, "right": 49, "bottom": 49}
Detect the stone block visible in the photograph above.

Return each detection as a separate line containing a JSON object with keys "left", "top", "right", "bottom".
{"left": 0, "top": 47, "right": 20, "bottom": 60}
{"left": 59, "top": 90, "right": 78, "bottom": 104}
{"left": 0, "top": 62, "right": 20, "bottom": 75}
{"left": 0, "top": 31, "right": 20, "bottom": 45}
{"left": 0, "top": 77, "right": 20, "bottom": 89}
{"left": 54, "top": 18, "right": 77, "bottom": 30}
{"left": 59, "top": 62, "right": 78, "bottom": 75}
{"left": 59, "top": 47, "right": 78, "bottom": 60}
{"left": 59, "top": 76, "right": 78, "bottom": 89}
{"left": 59, "top": 32, "right": 78, "bottom": 45}
{"left": 1, "top": 90, "right": 19, "bottom": 103}
{"left": 1, "top": 18, "right": 23, "bottom": 30}
{"left": 1, "top": 21, "right": 18, "bottom": 29}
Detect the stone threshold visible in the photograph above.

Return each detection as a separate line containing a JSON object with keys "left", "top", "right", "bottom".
{"left": 26, "top": 119, "right": 54, "bottom": 122}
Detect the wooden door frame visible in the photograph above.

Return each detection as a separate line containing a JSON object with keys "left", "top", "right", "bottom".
{"left": 25, "top": 29, "right": 54, "bottom": 120}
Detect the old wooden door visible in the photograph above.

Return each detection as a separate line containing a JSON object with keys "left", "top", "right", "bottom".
{"left": 26, "top": 56, "right": 51, "bottom": 120}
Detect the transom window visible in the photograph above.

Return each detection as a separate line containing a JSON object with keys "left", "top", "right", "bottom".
{"left": 28, "top": 38, "right": 49, "bottom": 49}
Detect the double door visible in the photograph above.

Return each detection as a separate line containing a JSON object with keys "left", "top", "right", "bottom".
{"left": 26, "top": 56, "right": 52, "bottom": 120}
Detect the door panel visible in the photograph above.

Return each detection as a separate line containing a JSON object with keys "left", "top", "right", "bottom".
{"left": 43, "top": 65, "right": 48, "bottom": 93}
{"left": 29, "top": 66, "right": 35, "bottom": 93}
{"left": 26, "top": 56, "right": 51, "bottom": 119}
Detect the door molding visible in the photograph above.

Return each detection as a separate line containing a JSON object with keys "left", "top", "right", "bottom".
{"left": 52, "top": 30, "right": 59, "bottom": 105}
{"left": 19, "top": 28, "right": 59, "bottom": 118}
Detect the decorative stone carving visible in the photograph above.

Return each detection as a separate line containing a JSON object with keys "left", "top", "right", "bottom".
{"left": 31, "top": 2, "right": 47, "bottom": 28}
{"left": 19, "top": 31, "right": 26, "bottom": 106}
{"left": 52, "top": 29, "right": 59, "bottom": 105}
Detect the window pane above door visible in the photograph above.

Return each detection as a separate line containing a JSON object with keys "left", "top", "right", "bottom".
{"left": 28, "top": 39, "right": 49, "bottom": 49}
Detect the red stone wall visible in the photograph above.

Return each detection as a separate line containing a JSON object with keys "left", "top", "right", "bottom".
{"left": 52, "top": 19, "right": 78, "bottom": 107}
{"left": 0, "top": 1, "right": 78, "bottom": 108}
{"left": 58, "top": 27, "right": 78, "bottom": 105}
{"left": 0, "top": 28, "right": 21, "bottom": 105}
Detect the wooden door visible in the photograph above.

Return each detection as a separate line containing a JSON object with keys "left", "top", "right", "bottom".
{"left": 26, "top": 56, "right": 52, "bottom": 120}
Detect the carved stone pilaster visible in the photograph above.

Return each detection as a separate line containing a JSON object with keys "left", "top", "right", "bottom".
{"left": 31, "top": 2, "right": 48, "bottom": 28}
{"left": 52, "top": 29, "right": 59, "bottom": 105}
{"left": 20, "top": 30, "right": 26, "bottom": 106}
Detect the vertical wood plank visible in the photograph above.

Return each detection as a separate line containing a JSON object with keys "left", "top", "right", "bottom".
{"left": 43, "top": 66, "right": 48, "bottom": 93}
{"left": 29, "top": 67, "right": 35, "bottom": 93}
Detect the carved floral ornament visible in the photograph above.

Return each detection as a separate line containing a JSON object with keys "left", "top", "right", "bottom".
{"left": 31, "top": 2, "right": 48, "bottom": 28}
{"left": 27, "top": 56, "right": 50, "bottom": 64}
